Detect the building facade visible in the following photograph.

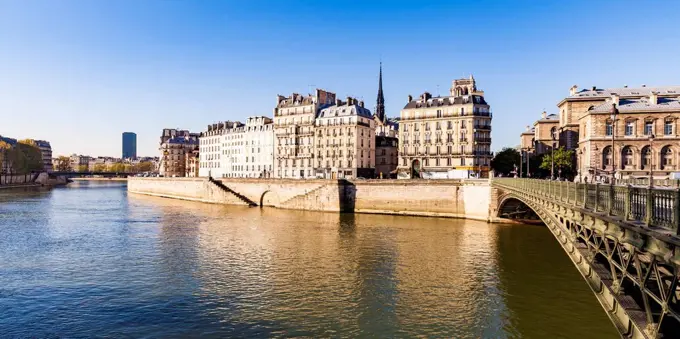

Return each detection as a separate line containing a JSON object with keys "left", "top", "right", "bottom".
{"left": 375, "top": 136, "right": 398, "bottom": 178}
{"left": 273, "top": 89, "right": 336, "bottom": 179}
{"left": 186, "top": 147, "right": 199, "bottom": 177}
{"left": 398, "top": 76, "right": 492, "bottom": 179}
{"left": 314, "top": 98, "right": 375, "bottom": 179}
{"left": 122, "top": 132, "right": 137, "bottom": 159}
{"left": 241, "top": 116, "right": 274, "bottom": 178}
{"left": 34, "top": 140, "right": 53, "bottom": 172}
{"left": 573, "top": 86, "right": 680, "bottom": 181}
{"left": 159, "top": 129, "right": 198, "bottom": 177}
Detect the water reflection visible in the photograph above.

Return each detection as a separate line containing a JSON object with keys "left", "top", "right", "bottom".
{"left": 0, "top": 184, "right": 618, "bottom": 338}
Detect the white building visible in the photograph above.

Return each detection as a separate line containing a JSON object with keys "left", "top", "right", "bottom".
{"left": 199, "top": 117, "right": 275, "bottom": 178}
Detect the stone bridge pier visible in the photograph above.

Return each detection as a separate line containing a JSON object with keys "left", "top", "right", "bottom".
{"left": 492, "top": 178, "right": 680, "bottom": 339}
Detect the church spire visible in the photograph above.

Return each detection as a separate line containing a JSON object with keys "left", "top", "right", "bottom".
{"left": 375, "top": 62, "right": 386, "bottom": 123}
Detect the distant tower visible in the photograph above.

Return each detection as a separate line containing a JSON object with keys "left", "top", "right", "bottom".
{"left": 122, "top": 132, "right": 137, "bottom": 159}
{"left": 375, "top": 62, "right": 386, "bottom": 123}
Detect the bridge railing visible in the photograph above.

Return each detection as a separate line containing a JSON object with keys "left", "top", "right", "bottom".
{"left": 494, "top": 178, "right": 680, "bottom": 234}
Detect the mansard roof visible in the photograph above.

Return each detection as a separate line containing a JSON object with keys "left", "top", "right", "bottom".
{"left": 318, "top": 102, "right": 373, "bottom": 119}
{"left": 569, "top": 86, "right": 680, "bottom": 99}
{"left": 589, "top": 97, "right": 680, "bottom": 113}
{"left": 403, "top": 95, "right": 487, "bottom": 109}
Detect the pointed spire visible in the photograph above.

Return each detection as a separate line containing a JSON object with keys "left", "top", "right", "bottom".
{"left": 376, "top": 62, "right": 386, "bottom": 123}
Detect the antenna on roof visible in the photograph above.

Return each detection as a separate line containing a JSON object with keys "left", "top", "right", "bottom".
{"left": 436, "top": 85, "right": 440, "bottom": 97}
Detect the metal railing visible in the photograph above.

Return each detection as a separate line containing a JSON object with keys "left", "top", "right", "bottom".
{"left": 493, "top": 178, "right": 680, "bottom": 234}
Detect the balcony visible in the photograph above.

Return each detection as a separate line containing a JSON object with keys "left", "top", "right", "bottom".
{"left": 474, "top": 125, "right": 492, "bottom": 131}
{"left": 475, "top": 138, "right": 492, "bottom": 143}
{"left": 459, "top": 138, "right": 468, "bottom": 143}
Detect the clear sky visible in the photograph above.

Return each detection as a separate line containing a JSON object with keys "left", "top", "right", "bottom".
{"left": 1, "top": 0, "right": 679, "bottom": 157}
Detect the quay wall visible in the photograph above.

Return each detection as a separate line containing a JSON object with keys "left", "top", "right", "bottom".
{"left": 128, "top": 177, "right": 491, "bottom": 220}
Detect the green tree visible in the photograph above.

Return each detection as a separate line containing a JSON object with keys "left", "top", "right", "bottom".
{"left": 93, "top": 164, "right": 107, "bottom": 172}
{"left": 77, "top": 164, "right": 89, "bottom": 172}
{"left": 0, "top": 140, "right": 11, "bottom": 173}
{"left": 13, "top": 139, "right": 43, "bottom": 173}
{"left": 137, "top": 161, "right": 153, "bottom": 173}
{"left": 108, "top": 163, "right": 125, "bottom": 173}
{"left": 540, "top": 147, "right": 575, "bottom": 179}
{"left": 55, "top": 156, "right": 71, "bottom": 172}
{"left": 491, "top": 147, "right": 521, "bottom": 177}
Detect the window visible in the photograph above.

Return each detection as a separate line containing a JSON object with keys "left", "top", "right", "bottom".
{"left": 447, "top": 158, "right": 452, "bottom": 166}
{"left": 662, "top": 146, "right": 673, "bottom": 168}
{"left": 447, "top": 121, "right": 453, "bottom": 129}
{"left": 605, "top": 121, "right": 613, "bottom": 136}
{"left": 435, "top": 158, "right": 440, "bottom": 166}
{"left": 436, "top": 110, "right": 442, "bottom": 118}
{"left": 623, "top": 147, "right": 634, "bottom": 166}
{"left": 602, "top": 146, "right": 613, "bottom": 167}
{"left": 644, "top": 121, "right": 653, "bottom": 135}
{"left": 625, "top": 122, "right": 634, "bottom": 136}
{"left": 665, "top": 121, "right": 673, "bottom": 135}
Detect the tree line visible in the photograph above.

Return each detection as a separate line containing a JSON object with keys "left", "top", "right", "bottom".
{"left": 491, "top": 147, "right": 575, "bottom": 179}
{"left": 0, "top": 139, "right": 44, "bottom": 174}
{"left": 53, "top": 156, "right": 154, "bottom": 173}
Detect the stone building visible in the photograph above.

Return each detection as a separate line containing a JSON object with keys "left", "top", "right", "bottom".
{"left": 520, "top": 126, "right": 535, "bottom": 153}
{"left": 34, "top": 140, "right": 52, "bottom": 172}
{"left": 273, "top": 89, "right": 336, "bottom": 179}
{"left": 375, "top": 136, "right": 398, "bottom": 178}
{"left": 398, "top": 75, "right": 492, "bottom": 179}
{"left": 69, "top": 154, "right": 91, "bottom": 171}
{"left": 572, "top": 86, "right": 680, "bottom": 180}
{"left": 526, "top": 111, "right": 560, "bottom": 155}
{"left": 159, "top": 129, "right": 198, "bottom": 177}
{"left": 314, "top": 97, "right": 375, "bottom": 179}
{"left": 198, "top": 117, "right": 274, "bottom": 178}
{"left": 185, "top": 147, "right": 199, "bottom": 177}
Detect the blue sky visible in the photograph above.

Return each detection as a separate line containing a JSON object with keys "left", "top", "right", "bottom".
{"left": 1, "top": 0, "right": 679, "bottom": 157}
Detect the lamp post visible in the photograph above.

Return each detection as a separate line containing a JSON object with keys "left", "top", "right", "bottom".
{"left": 648, "top": 133, "right": 655, "bottom": 187}
{"left": 519, "top": 149, "right": 523, "bottom": 178}
{"left": 527, "top": 148, "right": 531, "bottom": 178}
{"left": 551, "top": 133, "right": 556, "bottom": 180}
{"left": 593, "top": 145, "right": 599, "bottom": 183}
{"left": 610, "top": 104, "right": 619, "bottom": 184}
{"left": 578, "top": 149, "right": 583, "bottom": 183}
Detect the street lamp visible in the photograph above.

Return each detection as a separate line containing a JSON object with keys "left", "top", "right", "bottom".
{"left": 551, "top": 132, "right": 556, "bottom": 180}
{"left": 519, "top": 148, "right": 523, "bottom": 178}
{"left": 578, "top": 149, "right": 583, "bottom": 183}
{"left": 610, "top": 104, "right": 619, "bottom": 184}
{"left": 648, "top": 133, "right": 655, "bottom": 187}
{"left": 593, "top": 145, "right": 599, "bottom": 183}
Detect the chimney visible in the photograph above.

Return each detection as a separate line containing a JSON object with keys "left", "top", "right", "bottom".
{"left": 642, "top": 84, "right": 646, "bottom": 87}
{"left": 569, "top": 85, "right": 578, "bottom": 96}
{"left": 359, "top": 100, "right": 364, "bottom": 108}
{"left": 650, "top": 91, "right": 658, "bottom": 105}
{"left": 541, "top": 111, "right": 547, "bottom": 119}
{"left": 346, "top": 96, "right": 352, "bottom": 105}
{"left": 336, "top": 99, "right": 342, "bottom": 106}
{"left": 407, "top": 94, "right": 413, "bottom": 102}
{"left": 526, "top": 125, "right": 531, "bottom": 132}
{"left": 611, "top": 93, "right": 620, "bottom": 106}
{"left": 624, "top": 85, "right": 628, "bottom": 88}
{"left": 591, "top": 86, "right": 596, "bottom": 91}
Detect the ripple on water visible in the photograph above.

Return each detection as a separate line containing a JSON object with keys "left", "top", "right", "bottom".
{"left": 0, "top": 183, "right": 618, "bottom": 338}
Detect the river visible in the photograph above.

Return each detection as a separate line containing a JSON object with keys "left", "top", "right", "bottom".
{"left": 0, "top": 181, "right": 617, "bottom": 338}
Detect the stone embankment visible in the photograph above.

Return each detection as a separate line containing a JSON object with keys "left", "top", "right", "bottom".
{"left": 128, "top": 177, "right": 492, "bottom": 221}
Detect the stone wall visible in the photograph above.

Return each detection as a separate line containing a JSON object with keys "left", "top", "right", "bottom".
{"left": 0, "top": 174, "right": 35, "bottom": 186}
{"left": 128, "top": 177, "right": 492, "bottom": 220}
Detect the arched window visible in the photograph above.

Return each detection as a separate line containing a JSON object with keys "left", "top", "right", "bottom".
{"left": 661, "top": 146, "right": 673, "bottom": 169}
{"left": 550, "top": 127, "right": 557, "bottom": 141}
{"left": 641, "top": 146, "right": 651, "bottom": 169}
{"left": 622, "top": 146, "right": 634, "bottom": 167}
{"left": 602, "top": 146, "right": 613, "bottom": 169}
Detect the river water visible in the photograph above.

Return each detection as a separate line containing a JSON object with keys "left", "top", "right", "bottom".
{"left": 0, "top": 181, "right": 617, "bottom": 338}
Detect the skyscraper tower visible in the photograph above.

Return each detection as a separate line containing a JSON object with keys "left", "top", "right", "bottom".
{"left": 122, "top": 132, "right": 137, "bottom": 159}
{"left": 375, "top": 62, "right": 386, "bottom": 123}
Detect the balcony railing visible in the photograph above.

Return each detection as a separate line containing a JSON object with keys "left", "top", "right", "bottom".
{"left": 493, "top": 178, "right": 680, "bottom": 233}
{"left": 474, "top": 125, "right": 492, "bottom": 130}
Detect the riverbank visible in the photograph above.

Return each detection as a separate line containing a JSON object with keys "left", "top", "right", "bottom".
{"left": 0, "top": 183, "right": 42, "bottom": 190}
{"left": 128, "top": 177, "right": 492, "bottom": 221}
{"left": 72, "top": 177, "right": 128, "bottom": 182}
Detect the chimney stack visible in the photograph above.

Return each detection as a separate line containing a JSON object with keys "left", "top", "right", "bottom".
{"left": 642, "top": 84, "right": 646, "bottom": 87}
{"left": 569, "top": 85, "right": 578, "bottom": 96}
{"left": 346, "top": 96, "right": 352, "bottom": 105}
{"left": 359, "top": 100, "right": 364, "bottom": 108}
{"left": 611, "top": 93, "right": 620, "bottom": 106}
{"left": 541, "top": 111, "right": 547, "bottom": 119}
{"left": 336, "top": 99, "right": 342, "bottom": 106}
{"left": 407, "top": 94, "right": 413, "bottom": 102}
{"left": 650, "top": 91, "right": 658, "bottom": 105}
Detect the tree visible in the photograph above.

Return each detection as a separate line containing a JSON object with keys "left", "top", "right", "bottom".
{"left": 93, "top": 164, "right": 106, "bottom": 172}
{"left": 137, "top": 161, "right": 153, "bottom": 173}
{"left": 13, "top": 140, "right": 43, "bottom": 173}
{"left": 55, "top": 156, "right": 71, "bottom": 172}
{"left": 108, "top": 163, "right": 125, "bottom": 173}
{"left": 77, "top": 165, "right": 89, "bottom": 172}
{"left": 540, "top": 147, "right": 575, "bottom": 179}
{"left": 0, "top": 140, "right": 11, "bottom": 174}
{"left": 491, "top": 147, "right": 521, "bottom": 177}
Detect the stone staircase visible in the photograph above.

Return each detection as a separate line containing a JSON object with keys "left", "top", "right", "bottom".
{"left": 279, "top": 184, "right": 328, "bottom": 207}
{"left": 208, "top": 177, "right": 257, "bottom": 207}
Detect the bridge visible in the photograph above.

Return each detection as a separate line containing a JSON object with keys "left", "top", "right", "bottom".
{"left": 491, "top": 178, "right": 680, "bottom": 338}
{"left": 50, "top": 171, "right": 136, "bottom": 177}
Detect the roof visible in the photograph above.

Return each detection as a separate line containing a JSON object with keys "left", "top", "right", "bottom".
{"left": 318, "top": 102, "right": 373, "bottom": 119}
{"left": 0, "top": 136, "right": 17, "bottom": 146}
{"left": 403, "top": 94, "right": 487, "bottom": 109}
{"left": 588, "top": 97, "right": 680, "bottom": 113}
{"left": 166, "top": 136, "right": 198, "bottom": 145}
{"left": 569, "top": 86, "right": 680, "bottom": 99}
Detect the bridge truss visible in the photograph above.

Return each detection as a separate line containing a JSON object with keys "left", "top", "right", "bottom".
{"left": 494, "top": 178, "right": 680, "bottom": 339}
